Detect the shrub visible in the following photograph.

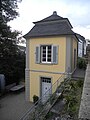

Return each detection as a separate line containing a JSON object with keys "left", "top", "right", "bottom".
{"left": 77, "top": 80, "right": 83, "bottom": 88}
{"left": 77, "top": 57, "right": 86, "bottom": 69}
{"left": 33, "top": 95, "right": 39, "bottom": 104}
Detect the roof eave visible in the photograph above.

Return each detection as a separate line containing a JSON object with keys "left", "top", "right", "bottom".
{"left": 24, "top": 33, "right": 75, "bottom": 39}
{"left": 63, "top": 18, "right": 73, "bottom": 28}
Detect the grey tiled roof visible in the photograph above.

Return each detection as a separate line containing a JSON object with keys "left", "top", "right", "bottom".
{"left": 24, "top": 22, "right": 74, "bottom": 38}
{"left": 76, "top": 33, "right": 86, "bottom": 43}
{"left": 24, "top": 11, "right": 75, "bottom": 39}
{"left": 33, "top": 13, "right": 64, "bottom": 24}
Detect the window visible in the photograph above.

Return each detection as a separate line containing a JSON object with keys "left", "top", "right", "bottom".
{"left": 41, "top": 45, "right": 52, "bottom": 63}
{"left": 41, "top": 77, "right": 51, "bottom": 83}
{"left": 35, "top": 45, "right": 58, "bottom": 64}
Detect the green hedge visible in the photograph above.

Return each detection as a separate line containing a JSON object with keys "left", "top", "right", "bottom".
{"left": 77, "top": 57, "right": 87, "bottom": 69}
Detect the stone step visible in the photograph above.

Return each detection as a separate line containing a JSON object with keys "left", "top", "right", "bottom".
{"left": 51, "top": 108, "right": 60, "bottom": 115}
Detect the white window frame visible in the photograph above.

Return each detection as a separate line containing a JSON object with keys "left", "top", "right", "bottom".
{"left": 41, "top": 45, "right": 52, "bottom": 63}
{"left": 35, "top": 45, "right": 58, "bottom": 64}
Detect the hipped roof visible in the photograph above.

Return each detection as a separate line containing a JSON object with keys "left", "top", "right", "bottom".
{"left": 24, "top": 11, "right": 75, "bottom": 39}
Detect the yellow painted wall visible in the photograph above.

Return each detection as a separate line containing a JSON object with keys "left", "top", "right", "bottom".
{"left": 30, "top": 71, "right": 64, "bottom": 101}
{"left": 29, "top": 37, "right": 66, "bottom": 73}
{"left": 29, "top": 37, "right": 66, "bottom": 101}
{"left": 72, "top": 38, "right": 77, "bottom": 71}
{"left": 27, "top": 36, "right": 77, "bottom": 101}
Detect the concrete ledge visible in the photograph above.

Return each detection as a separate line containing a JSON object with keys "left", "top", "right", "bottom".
{"left": 10, "top": 85, "right": 25, "bottom": 92}
{"left": 5, "top": 83, "right": 16, "bottom": 91}
{"left": 79, "top": 64, "right": 90, "bottom": 119}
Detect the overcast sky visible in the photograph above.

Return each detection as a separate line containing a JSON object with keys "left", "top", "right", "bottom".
{"left": 9, "top": 0, "right": 90, "bottom": 39}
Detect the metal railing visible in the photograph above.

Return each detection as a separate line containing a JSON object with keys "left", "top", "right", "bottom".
{"left": 20, "top": 74, "right": 69, "bottom": 120}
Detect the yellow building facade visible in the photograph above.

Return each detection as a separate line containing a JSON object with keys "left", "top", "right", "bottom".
{"left": 24, "top": 11, "right": 78, "bottom": 101}
{"left": 25, "top": 36, "right": 77, "bottom": 101}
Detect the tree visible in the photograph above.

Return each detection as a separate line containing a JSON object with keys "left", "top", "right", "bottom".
{"left": 0, "top": 0, "right": 21, "bottom": 22}
{"left": 0, "top": 0, "right": 25, "bottom": 85}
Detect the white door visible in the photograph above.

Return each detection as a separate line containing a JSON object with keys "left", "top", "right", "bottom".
{"left": 41, "top": 77, "right": 52, "bottom": 103}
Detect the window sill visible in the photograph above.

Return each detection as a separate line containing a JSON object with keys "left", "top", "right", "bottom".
{"left": 39, "top": 63, "right": 58, "bottom": 65}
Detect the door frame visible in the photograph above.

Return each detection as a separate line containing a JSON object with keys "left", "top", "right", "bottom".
{"left": 74, "top": 49, "right": 76, "bottom": 69}
{"left": 39, "top": 76, "right": 52, "bottom": 98}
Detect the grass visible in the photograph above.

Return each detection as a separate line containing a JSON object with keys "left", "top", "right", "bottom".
{"left": 45, "top": 79, "right": 84, "bottom": 120}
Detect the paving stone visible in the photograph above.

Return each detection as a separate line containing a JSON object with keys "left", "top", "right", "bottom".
{"left": 79, "top": 64, "right": 90, "bottom": 120}
{"left": 83, "top": 88, "right": 90, "bottom": 95}
{"left": 84, "top": 83, "right": 90, "bottom": 88}
{"left": 0, "top": 91, "right": 33, "bottom": 120}
{"left": 84, "top": 77, "right": 90, "bottom": 80}
{"left": 72, "top": 68, "right": 85, "bottom": 78}
{"left": 85, "top": 72, "right": 90, "bottom": 77}
{"left": 81, "top": 95, "right": 90, "bottom": 101}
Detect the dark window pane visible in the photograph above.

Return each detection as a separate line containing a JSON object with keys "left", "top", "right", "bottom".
{"left": 48, "top": 46, "right": 51, "bottom": 49}
{"left": 47, "top": 45, "right": 51, "bottom": 62}
{"left": 48, "top": 54, "right": 51, "bottom": 57}
{"left": 43, "top": 46, "right": 46, "bottom": 50}
{"left": 43, "top": 54, "right": 46, "bottom": 57}
{"left": 48, "top": 58, "right": 51, "bottom": 62}
{"left": 42, "top": 58, "right": 46, "bottom": 61}
{"left": 48, "top": 51, "right": 51, "bottom": 54}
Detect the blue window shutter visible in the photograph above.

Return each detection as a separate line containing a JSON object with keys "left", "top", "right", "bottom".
{"left": 53, "top": 46, "right": 58, "bottom": 64}
{"left": 35, "top": 46, "right": 40, "bottom": 63}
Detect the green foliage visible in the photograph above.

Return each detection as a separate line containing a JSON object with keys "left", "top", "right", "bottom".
{"left": 45, "top": 111, "right": 53, "bottom": 119}
{"left": 0, "top": 0, "right": 22, "bottom": 22}
{"left": 44, "top": 79, "right": 83, "bottom": 120}
{"left": 0, "top": 46, "right": 25, "bottom": 85}
{"left": 63, "top": 80, "right": 83, "bottom": 118}
{"left": 77, "top": 57, "right": 87, "bottom": 69}
{"left": 76, "top": 80, "right": 83, "bottom": 88}
{"left": 0, "top": 0, "right": 25, "bottom": 85}
{"left": 33, "top": 95, "right": 39, "bottom": 104}
{"left": 65, "top": 95, "right": 77, "bottom": 113}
